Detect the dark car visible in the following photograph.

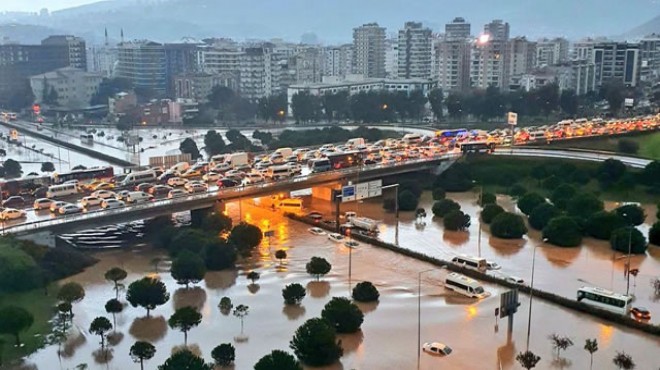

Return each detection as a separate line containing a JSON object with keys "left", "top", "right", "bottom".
{"left": 135, "top": 183, "right": 154, "bottom": 192}
{"left": 631, "top": 307, "right": 651, "bottom": 320}
{"left": 2, "top": 196, "right": 25, "bottom": 208}
{"left": 149, "top": 184, "right": 173, "bottom": 196}
{"left": 217, "top": 178, "right": 239, "bottom": 188}
{"left": 32, "top": 186, "right": 48, "bottom": 198}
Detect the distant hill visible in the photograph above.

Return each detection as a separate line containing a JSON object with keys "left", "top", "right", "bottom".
{"left": 5, "top": 0, "right": 659, "bottom": 44}
{"left": 0, "top": 23, "right": 67, "bottom": 44}
{"left": 621, "top": 14, "right": 660, "bottom": 40}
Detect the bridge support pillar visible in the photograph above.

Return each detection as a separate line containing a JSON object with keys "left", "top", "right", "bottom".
{"left": 17, "top": 231, "right": 56, "bottom": 248}
{"left": 312, "top": 185, "right": 340, "bottom": 202}
{"left": 431, "top": 158, "right": 458, "bottom": 176}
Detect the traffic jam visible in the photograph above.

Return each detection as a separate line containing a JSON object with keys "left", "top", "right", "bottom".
{"left": 1, "top": 114, "right": 659, "bottom": 225}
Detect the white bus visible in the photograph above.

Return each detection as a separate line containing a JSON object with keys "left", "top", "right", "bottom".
{"left": 46, "top": 183, "right": 79, "bottom": 198}
{"left": 577, "top": 287, "right": 632, "bottom": 315}
{"left": 451, "top": 255, "right": 487, "bottom": 272}
{"left": 266, "top": 165, "right": 293, "bottom": 180}
{"left": 120, "top": 170, "right": 157, "bottom": 187}
{"left": 444, "top": 272, "right": 488, "bottom": 299}
{"left": 402, "top": 133, "right": 423, "bottom": 145}
{"left": 278, "top": 198, "right": 303, "bottom": 212}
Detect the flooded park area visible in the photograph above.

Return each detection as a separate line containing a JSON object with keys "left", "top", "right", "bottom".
{"left": 14, "top": 192, "right": 660, "bottom": 370}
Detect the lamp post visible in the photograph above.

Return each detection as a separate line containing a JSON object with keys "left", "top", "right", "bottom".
{"left": 623, "top": 213, "right": 633, "bottom": 296}
{"left": 417, "top": 268, "right": 435, "bottom": 370}
{"left": 526, "top": 239, "right": 541, "bottom": 351}
{"left": 382, "top": 184, "right": 400, "bottom": 245}
{"left": 473, "top": 182, "right": 483, "bottom": 258}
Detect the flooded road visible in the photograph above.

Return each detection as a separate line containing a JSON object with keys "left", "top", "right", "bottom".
{"left": 19, "top": 199, "right": 660, "bottom": 370}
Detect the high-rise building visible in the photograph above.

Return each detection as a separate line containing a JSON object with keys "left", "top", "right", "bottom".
{"left": 435, "top": 37, "right": 471, "bottom": 92}
{"left": 470, "top": 20, "right": 510, "bottom": 90}
{"left": 640, "top": 34, "right": 660, "bottom": 82}
{"left": 115, "top": 40, "right": 167, "bottom": 94}
{"left": 593, "top": 42, "right": 641, "bottom": 87}
{"left": 353, "top": 23, "right": 386, "bottom": 78}
{"left": 384, "top": 38, "right": 398, "bottom": 78}
{"left": 41, "top": 35, "right": 87, "bottom": 70}
{"left": 239, "top": 44, "right": 284, "bottom": 100}
{"left": 397, "top": 22, "right": 433, "bottom": 79}
{"left": 445, "top": 17, "right": 471, "bottom": 40}
{"left": 87, "top": 45, "right": 117, "bottom": 77}
{"left": 536, "top": 37, "right": 569, "bottom": 67}
{"left": 292, "top": 47, "right": 323, "bottom": 84}
{"left": 572, "top": 38, "right": 598, "bottom": 61}
{"left": 174, "top": 72, "right": 239, "bottom": 102}
{"left": 508, "top": 37, "right": 536, "bottom": 86}
{"left": 197, "top": 45, "right": 243, "bottom": 75}
{"left": 164, "top": 40, "right": 201, "bottom": 96}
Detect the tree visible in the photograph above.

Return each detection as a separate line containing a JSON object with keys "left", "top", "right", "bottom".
{"left": 566, "top": 193, "right": 604, "bottom": 221}
{"left": 91, "top": 77, "right": 133, "bottom": 105}
{"left": 432, "top": 187, "right": 446, "bottom": 200}
{"left": 509, "top": 183, "right": 527, "bottom": 197}
{"left": 585, "top": 211, "right": 626, "bottom": 240}
{"left": 275, "top": 249, "right": 287, "bottom": 265}
{"left": 445, "top": 93, "right": 463, "bottom": 118}
{"left": 610, "top": 227, "right": 647, "bottom": 254}
{"left": 397, "top": 189, "right": 419, "bottom": 211}
{"left": 282, "top": 283, "right": 306, "bottom": 305}
{"left": 478, "top": 192, "right": 496, "bottom": 206}
{"left": 200, "top": 212, "right": 232, "bottom": 233}
{"left": 597, "top": 158, "right": 626, "bottom": 188}
{"left": 602, "top": 80, "right": 625, "bottom": 114}
{"left": 291, "top": 91, "right": 322, "bottom": 123}
{"left": 612, "top": 351, "right": 635, "bottom": 370}
{"left": 41, "top": 161, "right": 55, "bottom": 172}
{"left": 543, "top": 216, "right": 582, "bottom": 247}
{"left": 560, "top": 89, "right": 578, "bottom": 116}
{"left": 584, "top": 338, "right": 598, "bottom": 370}
{"left": 130, "top": 341, "right": 156, "bottom": 370}
{"left": 254, "top": 350, "right": 302, "bottom": 370}
{"left": 158, "top": 349, "right": 212, "bottom": 370}
{"left": 233, "top": 304, "right": 249, "bottom": 335}
{"left": 104, "top": 298, "right": 123, "bottom": 328}
{"left": 428, "top": 88, "right": 443, "bottom": 120}
{"left": 168, "top": 306, "right": 202, "bottom": 346}
{"left": 352, "top": 281, "right": 380, "bottom": 302}
{"left": 105, "top": 267, "right": 128, "bottom": 299}
{"left": 219, "top": 297, "right": 233, "bottom": 314}
{"left": 203, "top": 240, "right": 237, "bottom": 271}
{"left": 614, "top": 204, "right": 645, "bottom": 226}
{"left": 322, "top": 298, "right": 365, "bottom": 334}
{"left": 3, "top": 158, "right": 22, "bottom": 178}
{"left": 180, "top": 138, "right": 200, "bottom": 159}
{"left": 528, "top": 203, "right": 561, "bottom": 230}
{"left": 211, "top": 343, "right": 235, "bottom": 366}
{"left": 0, "top": 306, "right": 34, "bottom": 346}
{"left": 246, "top": 271, "right": 261, "bottom": 284}
{"left": 650, "top": 222, "right": 660, "bottom": 246}
{"left": 432, "top": 199, "right": 461, "bottom": 217}
{"left": 203, "top": 130, "right": 226, "bottom": 156}
{"left": 639, "top": 160, "right": 660, "bottom": 188}
{"left": 516, "top": 350, "right": 541, "bottom": 370}
{"left": 443, "top": 210, "right": 471, "bottom": 231}
{"left": 88, "top": 316, "right": 112, "bottom": 352}
{"left": 548, "top": 333, "right": 573, "bottom": 358}
{"left": 289, "top": 318, "right": 343, "bottom": 366}
{"left": 229, "top": 222, "right": 263, "bottom": 255}
{"left": 481, "top": 204, "right": 504, "bottom": 224}
{"left": 126, "top": 277, "right": 170, "bottom": 317}
{"left": 305, "top": 257, "right": 332, "bottom": 281}
{"left": 57, "top": 282, "right": 85, "bottom": 316}
{"left": 550, "top": 183, "right": 577, "bottom": 210}
{"left": 517, "top": 192, "right": 546, "bottom": 215}
{"left": 171, "top": 251, "right": 206, "bottom": 288}
{"left": 490, "top": 212, "right": 528, "bottom": 239}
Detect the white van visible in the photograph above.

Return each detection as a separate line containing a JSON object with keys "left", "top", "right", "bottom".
{"left": 451, "top": 255, "right": 487, "bottom": 272}
{"left": 125, "top": 191, "right": 153, "bottom": 204}
{"left": 402, "top": 133, "right": 423, "bottom": 145}
{"left": 274, "top": 147, "right": 293, "bottom": 159}
{"left": 121, "top": 170, "right": 157, "bottom": 187}
{"left": 346, "top": 138, "right": 365, "bottom": 148}
{"left": 228, "top": 152, "right": 249, "bottom": 168}
{"left": 46, "top": 183, "right": 79, "bottom": 198}
{"left": 266, "top": 165, "right": 293, "bottom": 180}
{"left": 278, "top": 198, "right": 303, "bottom": 212}
{"left": 444, "top": 273, "right": 488, "bottom": 299}
{"left": 169, "top": 162, "right": 191, "bottom": 173}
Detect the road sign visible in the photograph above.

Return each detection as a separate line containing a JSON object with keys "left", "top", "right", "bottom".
{"left": 368, "top": 180, "right": 382, "bottom": 197}
{"left": 499, "top": 290, "right": 520, "bottom": 318}
{"left": 342, "top": 185, "right": 356, "bottom": 202}
{"left": 356, "top": 182, "right": 369, "bottom": 200}
{"left": 624, "top": 98, "right": 634, "bottom": 108}
{"left": 507, "top": 112, "right": 518, "bottom": 126}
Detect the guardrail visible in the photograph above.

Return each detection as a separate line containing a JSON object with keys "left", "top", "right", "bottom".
{"left": 3, "top": 153, "right": 461, "bottom": 234}
{"left": 493, "top": 148, "right": 651, "bottom": 169}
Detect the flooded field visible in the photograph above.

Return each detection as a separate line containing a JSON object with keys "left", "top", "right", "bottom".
{"left": 15, "top": 198, "right": 660, "bottom": 370}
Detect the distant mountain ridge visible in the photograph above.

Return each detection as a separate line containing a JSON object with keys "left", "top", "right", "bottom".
{"left": 1, "top": 0, "right": 658, "bottom": 44}
{"left": 622, "top": 14, "right": 660, "bottom": 39}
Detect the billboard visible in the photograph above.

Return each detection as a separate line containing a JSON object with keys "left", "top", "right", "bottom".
{"left": 507, "top": 112, "right": 518, "bottom": 125}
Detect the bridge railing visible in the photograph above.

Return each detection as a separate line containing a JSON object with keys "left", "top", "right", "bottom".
{"left": 2, "top": 152, "right": 461, "bottom": 234}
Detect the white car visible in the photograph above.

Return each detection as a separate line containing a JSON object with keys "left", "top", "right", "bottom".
{"left": 167, "top": 177, "right": 188, "bottom": 187}
{"left": 33, "top": 198, "right": 54, "bottom": 210}
{"left": 101, "top": 199, "right": 125, "bottom": 209}
{"left": 184, "top": 180, "right": 205, "bottom": 192}
{"left": 91, "top": 190, "right": 116, "bottom": 200}
{"left": 486, "top": 261, "right": 501, "bottom": 270}
{"left": 344, "top": 240, "right": 359, "bottom": 249}
{"left": 202, "top": 171, "right": 221, "bottom": 182}
{"left": 80, "top": 196, "right": 102, "bottom": 208}
{"left": 187, "top": 183, "right": 208, "bottom": 193}
{"left": 0, "top": 208, "right": 27, "bottom": 221}
{"left": 308, "top": 227, "right": 326, "bottom": 236}
{"left": 115, "top": 190, "right": 131, "bottom": 201}
{"left": 287, "top": 162, "right": 302, "bottom": 173}
{"left": 422, "top": 342, "right": 452, "bottom": 356}
{"left": 243, "top": 173, "right": 264, "bottom": 185}
{"left": 504, "top": 275, "right": 524, "bottom": 285}
{"left": 49, "top": 201, "right": 69, "bottom": 213}
{"left": 168, "top": 189, "right": 187, "bottom": 199}
{"left": 212, "top": 162, "right": 231, "bottom": 172}
{"left": 58, "top": 204, "right": 82, "bottom": 215}
{"left": 327, "top": 233, "right": 345, "bottom": 242}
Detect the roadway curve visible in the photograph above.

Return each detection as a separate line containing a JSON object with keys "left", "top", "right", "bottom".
{"left": 493, "top": 147, "right": 652, "bottom": 169}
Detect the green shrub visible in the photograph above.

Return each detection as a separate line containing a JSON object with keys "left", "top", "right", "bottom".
{"left": 585, "top": 211, "right": 626, "bottom": 240}
{"left": 610, "top": 227, "right": 647, "bottom": 254}
{"left": 550, "top": 183, "right": 577, "bottom": 210}
{"left": 443, "top": 210, "right": 471, "bottom": 231}
{"left": 508, "top": 184, "right": 527, "bottom": 197}
{"left": 479, "top": 192, "right": 496, "bottom": 206}
{"left": 432, "top": 199, "right": 460, "bottom": 217}
{"left": 490, "top": 212, "right": 527, "bottom": 239}
{"left": 566, "top": 193, "right": 604, "bottom": 221}
{"left": 614, "top": 204, "right": 646, "bottom": 226}
{"left": 352, "top": 281, "right": 380, "bottom": 302}
{"left": 543, "top": 216, "right": 582, "bottom": 247}
{"left": 517, "top": 192, "right": 546, "bottom": 215}
{"left": 481, "top": 204, "right": 504, "bottom": 224}
{"left": 649, "top": 222, "right": 660, "bottom": 246}
{"left": 528, "top": 203, "right": 561, "bottom": 230}
{"left": 542, "top": 175, "right": 562, "bottom": 190}
{"left": 321, "top": 297, "right": 364, "bottom": 333}
{"left": 398, "top": 190, "right": 419, "bottom": 211}
{"left": 432, "top": 187, "right": 446, "bottom": 200}
{"left": 0, "top": 245, "right": 42, "bottom": 293}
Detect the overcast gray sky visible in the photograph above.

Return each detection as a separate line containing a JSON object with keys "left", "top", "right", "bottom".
{"left": 2, "top": 0, "right": 99, "bottom": 12}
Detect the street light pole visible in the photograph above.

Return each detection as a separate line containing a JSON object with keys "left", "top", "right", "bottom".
{"left": 477, "top": 185, "right": 483, "bottom": 258}
{"left": 626, "top": 224, "right": 632, "bottom": 296}
{"left": 417, "top": 268, "right": 434, "bottom": 370}
{"left": 526, "top": 241, "right": 539, "bottom": 351}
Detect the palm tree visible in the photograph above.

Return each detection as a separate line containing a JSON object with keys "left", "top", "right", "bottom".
{"left": 612, "top": 351, "right": 635, "bottom": 370}
{"left": 548, "top": 333, "right": 573, "bottom": 358}
{"left": 584, "top": 338, "right": 598, "bottom": 370}
{"left": 516, "top": 350, "right": 541, "bottom": 370}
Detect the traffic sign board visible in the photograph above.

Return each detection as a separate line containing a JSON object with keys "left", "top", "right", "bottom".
{"left": 342, "top": 185, "right": 356, "bottom": 202}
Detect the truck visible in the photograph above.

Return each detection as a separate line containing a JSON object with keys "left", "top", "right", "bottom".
{"left": 227, "top": 152, "right": 249, "bottom": 168}
{"left": 349, "top": 216, "right": 380, "bottom": 232}
{"left": 346, "top": 138, "right": 365, "bottom": 148}
{"left": 274, "top": 147, "right": 293, "bottom": 159}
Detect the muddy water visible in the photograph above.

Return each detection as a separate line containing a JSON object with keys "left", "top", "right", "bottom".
{"left": 19, "top": 199, "right": 660, "bottom": 370}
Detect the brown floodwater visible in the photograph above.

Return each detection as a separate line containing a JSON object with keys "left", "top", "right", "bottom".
{"left": 13, "top": 196, "right": 660, "bottom": 370}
